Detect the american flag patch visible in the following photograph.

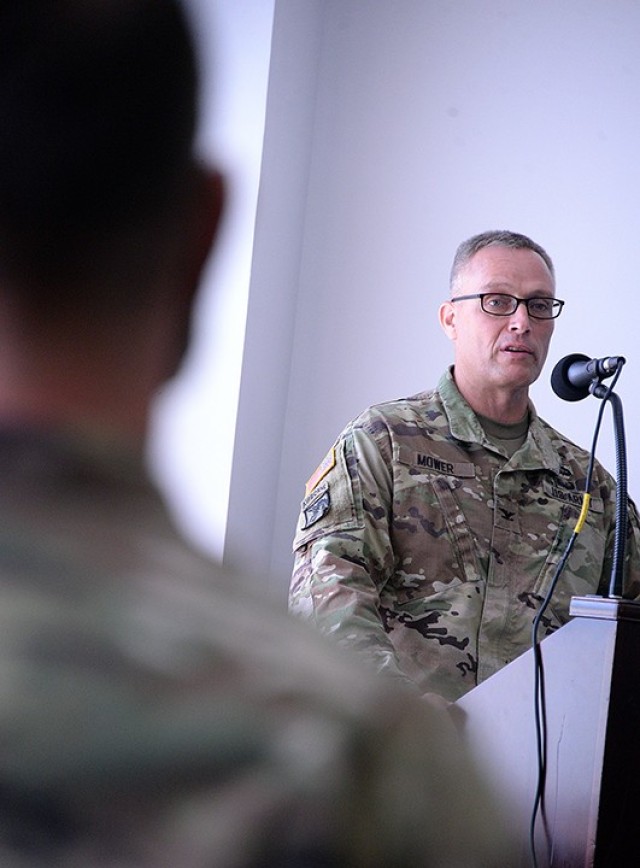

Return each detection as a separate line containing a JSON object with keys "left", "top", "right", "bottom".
{"left": 305, "top": 447, "right": 336, "bottom": 497}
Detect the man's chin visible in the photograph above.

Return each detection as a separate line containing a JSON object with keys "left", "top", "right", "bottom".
{"left": 501, "top": 353, "right": 542, "bottom": 377}
{"left": 494, "top": 365, "right": 541, "bottom": 390}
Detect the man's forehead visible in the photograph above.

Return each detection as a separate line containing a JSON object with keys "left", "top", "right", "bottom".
{"left": 461, "top": 245, "right": 555, "bottom": 289}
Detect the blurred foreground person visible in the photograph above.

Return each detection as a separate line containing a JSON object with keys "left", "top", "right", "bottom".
{"left": 0, "top": 2, "right": 512, "bottom": 865}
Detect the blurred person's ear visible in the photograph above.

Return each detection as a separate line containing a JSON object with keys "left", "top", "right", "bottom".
{"left": 184, "top": 167, "right": 226, "bottom": 301}
{"left": 161, "top": 166, "right": 225, "bottom": 380}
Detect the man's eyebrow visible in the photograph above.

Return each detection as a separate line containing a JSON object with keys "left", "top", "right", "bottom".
{"left": 482, "top": 281, "right": 554, "bottom": 297}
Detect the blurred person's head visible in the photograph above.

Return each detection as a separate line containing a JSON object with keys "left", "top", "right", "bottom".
{"left": 0, "top": 0, "right": 224, "bottom": 437}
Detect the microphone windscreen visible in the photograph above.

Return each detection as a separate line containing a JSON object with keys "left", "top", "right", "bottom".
{"left": 551, "top": 353, "right": 591, "bottom": 402}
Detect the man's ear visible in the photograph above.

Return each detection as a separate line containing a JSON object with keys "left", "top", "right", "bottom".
{"left": 439, "top": 299, "right": 457, "bottom": 341}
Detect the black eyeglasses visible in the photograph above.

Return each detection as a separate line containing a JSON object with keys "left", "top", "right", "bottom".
{"left": 450, "top": 292, "right": 565, "bottom": 320}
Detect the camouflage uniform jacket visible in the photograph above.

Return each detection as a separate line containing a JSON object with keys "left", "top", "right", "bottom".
{"left": 0, "top": 426, "right": 512, "bottom": 867}
{"left": 290, "top": 369, "right": 640, "bottom": 701}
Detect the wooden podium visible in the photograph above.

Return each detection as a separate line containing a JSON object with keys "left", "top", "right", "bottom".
{"left": 457, "top": 596, "right": 640, "bottom": 867}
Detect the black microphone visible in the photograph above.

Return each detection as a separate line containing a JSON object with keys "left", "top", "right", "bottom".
{"left": 551, "top": 353, "right": 625, "bottom": 402}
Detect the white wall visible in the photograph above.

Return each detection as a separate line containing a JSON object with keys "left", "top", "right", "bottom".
{"left": 226, "top": 0, "right": 640, "bottom": 598}
{"left": 148, "top": 0, "right": 275, "bottom": 559}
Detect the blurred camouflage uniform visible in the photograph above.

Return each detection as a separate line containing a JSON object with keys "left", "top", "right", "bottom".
{"left": 290, "top": 368, "right": 640, "bottom": 701}
{"left": 0, "top": 427, "right": 512, "bottom": 867}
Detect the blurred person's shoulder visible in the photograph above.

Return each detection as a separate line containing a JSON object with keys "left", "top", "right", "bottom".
{"left": 0, "top": 426, "right": 514, "bottom": 866}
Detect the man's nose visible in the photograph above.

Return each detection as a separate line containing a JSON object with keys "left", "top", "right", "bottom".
{"left": 508, "top": 301, "right": 531, "bottom": 331}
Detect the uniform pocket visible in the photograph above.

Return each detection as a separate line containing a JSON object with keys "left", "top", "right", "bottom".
{"left": 391, "top": 443, "right": 483, "bottom": 597}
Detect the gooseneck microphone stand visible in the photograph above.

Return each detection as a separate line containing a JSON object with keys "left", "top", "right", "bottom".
{"left": 590, "top": 382, "right": 628, "bottom": 598}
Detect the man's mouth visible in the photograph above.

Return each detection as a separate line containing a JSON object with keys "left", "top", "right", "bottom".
{"left": 503, "top": 345, "right": 534, "bottom": 356}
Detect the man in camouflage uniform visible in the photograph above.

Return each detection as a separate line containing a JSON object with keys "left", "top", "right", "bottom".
{"left": 290, "top": 230, "right": 640, "bottom": 702}
{"left": 0, "top": 3, "right": 513, "bottom": 866}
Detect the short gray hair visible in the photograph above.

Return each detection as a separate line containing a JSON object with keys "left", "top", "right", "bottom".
{"left": 450, "top": 230, "right": 555, "bottom": 294}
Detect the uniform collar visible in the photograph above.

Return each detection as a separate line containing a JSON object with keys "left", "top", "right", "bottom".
{"left": 437, "top": 367, "right": 563, "bottom": 474}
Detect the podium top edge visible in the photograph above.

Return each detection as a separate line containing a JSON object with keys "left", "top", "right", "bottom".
{"left": 569, "top": 595, "right": 640, "bottom": 622}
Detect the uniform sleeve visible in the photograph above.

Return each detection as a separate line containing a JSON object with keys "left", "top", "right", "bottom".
{"left": 289, "top": 422, "right": 412, "bottom": 687}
